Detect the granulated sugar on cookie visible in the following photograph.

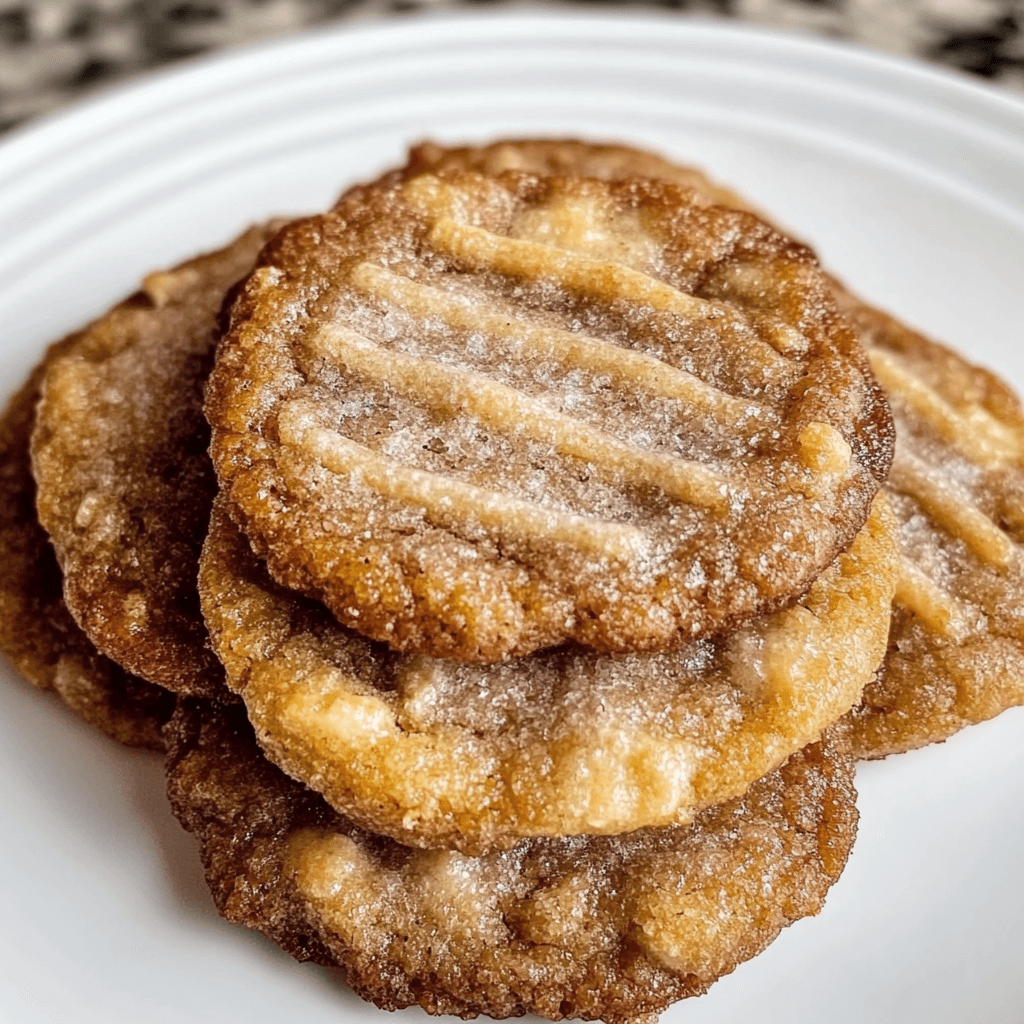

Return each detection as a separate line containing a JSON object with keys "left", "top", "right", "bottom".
{"left": 30, "top": 223, "right": 280, "bottom": 699}
{"left": 167, "top": 697, "right": 859, "bottom": 1024}
{"left": 0, "top": 351, "right": 173, "bottom": 748}
{"left": 835, "top": 293, "right": 1024, "bottom": 757}
{"left": 207, "top": 168, "right": 894, "bottom": 663}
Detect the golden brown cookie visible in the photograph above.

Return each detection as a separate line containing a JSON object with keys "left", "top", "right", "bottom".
{"left": 833, "top": 294, "right": 1024, "bottom": 757}
{"left": 0, "top": 354, "right": 173, "bottom": 749}
{"left": 166, "top": 698, "right": 858, "bottom": 1024}
{"left": 199, "top": 492, "right": 895, "bottom": 853}
{"left": 207, "top": 168, "right": 894, "bottom": 663}
{"left": 30, "top": 223, "right": 280, "bottom": 698}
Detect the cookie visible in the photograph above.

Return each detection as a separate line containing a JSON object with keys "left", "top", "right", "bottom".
{"left": 30, "top": 223, "right": 280, "bottom": 698}
{"left": 0, "top": 353, "right": 173, "bottom": 749}
{"left": 199, "top": 492, "right": 894, "bottom": 853}
{"left": 207, "top": 168, "right": 894, "bottom": 663}
{"left": 833, "top": 294, "right": 1024, "bottom": 757}
{"left": 166, "top": 697, "right": 858, "bottom": 1024}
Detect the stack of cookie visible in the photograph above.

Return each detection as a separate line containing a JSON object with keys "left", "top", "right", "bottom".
{"left": 3, "top": 139, "right": 1023, "bottom": 1023}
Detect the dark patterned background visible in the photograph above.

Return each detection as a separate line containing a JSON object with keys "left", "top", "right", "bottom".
{"left": 2, "top": 0, "right": 1023, "bottom": 133}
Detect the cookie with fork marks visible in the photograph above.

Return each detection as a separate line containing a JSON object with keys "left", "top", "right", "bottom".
{"left": 835, "top": 293, "right": 1024, "bottom": 757}
{"left": 207, "top": 169, "right": 894, "bottom": 662}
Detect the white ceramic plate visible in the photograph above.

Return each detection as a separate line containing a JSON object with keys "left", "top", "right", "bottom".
{"left": 2, "top": 12, "right": 1023, "bottom": 1023}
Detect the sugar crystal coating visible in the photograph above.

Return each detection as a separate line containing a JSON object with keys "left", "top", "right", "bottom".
{"left": 199, "top": 493, "right": 895, "bottom": 853}
{"left": 30, "top": 224, "right": 280, "bottom": 697}
{"left": 834, "top": 294, "right": 1024, "bottom": 757}
{"left": 166, "top": 698, "right": 858, "bottom": 1024}
{"left": 207, "top": 169, "right": 894, "bottom": 662}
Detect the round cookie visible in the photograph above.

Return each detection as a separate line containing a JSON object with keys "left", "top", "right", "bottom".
{"left": 31, "top": 223, "right": 280, "bottom": 698}
{"left": 207, "top": 168, "right": 894, "bottom": 663}
{"left": 0, "top": 353, "right": 173, "bottom": 749}
{"left": 166, "top": 697, "right": 858, "bottom": 1024}
{"left": 834, "top": 293, "right": 1024, "bottom": 757}
{"left": 199, "top": 493, "right": 895, "bottom": 853}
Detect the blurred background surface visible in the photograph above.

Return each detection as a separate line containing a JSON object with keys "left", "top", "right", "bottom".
{"left": 2, "top": 0, "right": 1022, "bottom": 133}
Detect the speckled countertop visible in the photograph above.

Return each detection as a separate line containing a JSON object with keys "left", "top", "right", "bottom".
{"left": 1, "top": 0, "right": 1022, "bottom": 132}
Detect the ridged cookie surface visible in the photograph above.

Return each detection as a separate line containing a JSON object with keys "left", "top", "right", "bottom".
{"left": 199, "top": 493, "right": 895, "bottom": 853}
{"left": 30, "top": 223, "right": 279, "bottom": 697}
{"left": 835, "top": 295, "right": 1024, "bottom": 756}
{"left": 1, "top": 353, "right": 173, "bottom": 748}
{"left": 166, "top": 698, "right": 858, "bottom": 1024}
{"left": 207, "top": 168, "right": 894, "bottom": 662}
